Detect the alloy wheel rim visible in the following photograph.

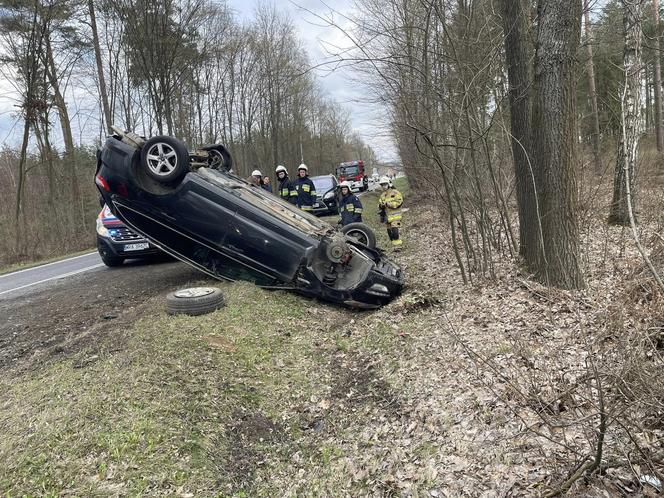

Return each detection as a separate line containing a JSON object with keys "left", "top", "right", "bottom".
{"left": 174, "top": 287, "right": 216, "bottom": 298}
{"left": 146, "top": 142, "right": 178, "bottom": 176}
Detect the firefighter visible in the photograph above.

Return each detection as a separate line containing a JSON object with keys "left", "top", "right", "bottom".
{"left": 294, "top": 163, "right": 317, "bottom": 212}
{"left": 338, "top": 181, "right": 363, "bottom": 226}
{"left": 378, "top": 176, "right": 404, "bottom": 250}
{"left": 276, "top": 165, "right": 297, "bottom": 204}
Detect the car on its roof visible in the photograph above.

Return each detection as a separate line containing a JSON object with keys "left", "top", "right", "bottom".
{"left": 94, "top": 129, "right": 403, "bottom": 308}
{"left": 96, "top": 204, "right": 161, "bottom": 266}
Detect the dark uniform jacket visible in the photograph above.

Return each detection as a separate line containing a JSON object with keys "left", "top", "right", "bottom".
{"left": 339, "top": 193, "right": 363, "bottom": 226}
{"left": 294, "top": 177, "right": 317, "bottom": 211}
{"left": 278, "top": 176, "right": 297, "bottom": 204}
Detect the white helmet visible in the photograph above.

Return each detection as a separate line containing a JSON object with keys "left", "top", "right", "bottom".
{"left": 379, "top": 176, "right": 390, "bottom": 185}
{"left": 275, "top": 165, "right": 287, "bottom": 174}
{"left": 339, "top": 181, "right": 352, "bottom": 189}
{"left": 298, "top": 163, "right": 308, "bottom": 172}
{"left": 251, "top": 169, "right": 262, "bottom": 177}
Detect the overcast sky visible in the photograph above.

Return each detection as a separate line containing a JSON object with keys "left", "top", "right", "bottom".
{"left": 228, "top": 0, "right": 396, "bottom": 161}
{"left": 0, "top": 0, "right": 396, "bottom": 161}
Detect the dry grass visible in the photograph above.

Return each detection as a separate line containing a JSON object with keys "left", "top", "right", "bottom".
{"left": 1, "top": 175, "right": 663, "bottom": 496}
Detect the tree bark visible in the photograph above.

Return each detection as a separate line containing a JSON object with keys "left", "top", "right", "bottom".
{"left": 653, "top": 0, "right": 663, "bottom": 150}
{"left": 499, "top": 0, "right": 541, "bottom": 267}
{"left": 610, "top": 0, "right": 645, "bottom": 225}
{"left": 43, "top": 34, "right": 75, "bottom": 159}
{"left": 531, "top": 0, "right": 585, "bottom": 289}
{"left": 584, "top": 0, "right": 603, "bottom": 174}
{"left": 88, "top": 0, "right": 113, "bottom": 134}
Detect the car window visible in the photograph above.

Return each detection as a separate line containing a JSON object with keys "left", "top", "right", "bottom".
{"left": 312, "top": 177, "right": 334, "bottom": 192}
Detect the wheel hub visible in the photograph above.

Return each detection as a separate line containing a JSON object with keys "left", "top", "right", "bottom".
{"left": 173, "top": 287, "right": 216, "bottom": 298}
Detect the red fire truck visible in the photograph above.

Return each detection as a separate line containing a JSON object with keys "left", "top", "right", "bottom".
{"left": 336, "top": 160, "right": 368, "bottom": 192}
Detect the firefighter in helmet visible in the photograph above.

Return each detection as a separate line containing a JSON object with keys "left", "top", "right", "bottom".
{"left": 294, "top": 163, "right": 317, "bottom": 212}
{"left": 378, "top": 176, "right": 404, "bottom": 250}
{"left": 338, "top": 181, "right": 363, "bottom": 226}
{"left": 275, "top": 165, "right": 297, "bottom": 204}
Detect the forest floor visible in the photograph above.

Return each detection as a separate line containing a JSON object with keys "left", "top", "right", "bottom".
{"left": 1, "top": 177, "right": 663, "bottom": 496}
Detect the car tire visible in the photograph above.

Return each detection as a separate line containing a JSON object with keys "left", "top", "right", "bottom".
{"left": 98, "top": 244, "right": 124, "bottom": 267}
{"left": 166, "top": 287, "right": 225, "bottom": 316}
{"left": 342, "top": 222, "right": 377, "bottom": 249}
{"left": 202, "top": 144, "right": 233, "bottom": 172}
{"left": 140, "top": 135, "right": 190, "bottom": 184}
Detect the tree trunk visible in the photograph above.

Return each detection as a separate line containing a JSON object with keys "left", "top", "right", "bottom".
{"left": 43, "top": 35, "right": 75, "bottom": 159}
{"left": 531, "top": 0, "right": 585, "bottom": 289}
{"left": 610, "top": 0, "right": 645, "bottom": 225}
{"left": 88, "top": 0, "right": 113, "bottom": 134}
{"left": 584, "top": 0, "right": 603, "bottom": 174}
{"left": 499, "top": 0, "right": 541, "bottom": 266}
{"left": 653, "top": 0, "right": 663, "bottom": 150}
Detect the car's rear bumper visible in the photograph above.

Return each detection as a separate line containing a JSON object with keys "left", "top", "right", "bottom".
{"left": 96, "top": 234, "right": 160, "bottom": 258}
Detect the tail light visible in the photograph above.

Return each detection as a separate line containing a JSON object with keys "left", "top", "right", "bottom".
{"left": 95, "top": 174, "right": 110, "bottom": 192}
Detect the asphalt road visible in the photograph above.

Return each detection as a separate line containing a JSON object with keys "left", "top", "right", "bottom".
{"left": 0, "top": 252, "right": 107, "bottom": 299}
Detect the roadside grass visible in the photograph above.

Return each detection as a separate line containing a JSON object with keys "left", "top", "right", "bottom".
{"left": 0, "top": 247, "right": 96, "bottom": 276}
{"left": 0, "top": 178, "right": 414, "bottom": 496}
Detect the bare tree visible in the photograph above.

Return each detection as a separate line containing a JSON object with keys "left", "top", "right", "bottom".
{"left": 584, "top": 0, "right": 603, "bottom": 174}
{"left": 610, "top": 0, "right": 645, "bottom": 225}
{"left": 653, "top": 0, "right": 663, "bottom": 150}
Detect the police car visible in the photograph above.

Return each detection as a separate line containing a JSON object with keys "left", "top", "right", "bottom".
{"left": 96, "top": 204, "right": 160, "bottom": 266}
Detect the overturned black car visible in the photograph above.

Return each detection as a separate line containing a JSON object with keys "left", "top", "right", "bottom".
{"left": 95, "top": 128, "right": 404, "bottom": 308}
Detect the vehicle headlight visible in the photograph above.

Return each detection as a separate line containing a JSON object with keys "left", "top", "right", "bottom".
{"left": 324, "top": 191, "right": 335, "bottom": 200}
{"left": 96, "top": 218, "right": 109, "bottom": 237}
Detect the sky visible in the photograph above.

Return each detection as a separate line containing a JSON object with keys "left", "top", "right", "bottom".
{"left": 227, "top": 0, "right": 396, "bottom": 161}
{"left": 0, "top": 0, "right": 397, "bottom": 162}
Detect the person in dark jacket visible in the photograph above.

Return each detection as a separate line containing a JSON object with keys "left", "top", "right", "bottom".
{"left": 338, "top": 181, "right": 363, "bottom": 226}
{"left": 294, "top": 163, "right": 317, "bottom": 212}
{"left": 276, "top": 165, "right": 297, "bottom": 204}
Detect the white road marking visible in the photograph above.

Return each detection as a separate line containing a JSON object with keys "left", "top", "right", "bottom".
{"left": 0, "top": 263, "right": 105, "bottom": 296}
{"left": 0, "top": 251, "right": 97, "bottom": 279}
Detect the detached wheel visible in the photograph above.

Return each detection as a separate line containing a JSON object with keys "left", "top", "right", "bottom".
{"left": 141, "top": 135, "right": 190, "bottom": 183}
{"left": 166, "top": 287, "right": 225, "bottom": 316}
{"left": 342, "top": 222, "right": 377, "bottom": 249}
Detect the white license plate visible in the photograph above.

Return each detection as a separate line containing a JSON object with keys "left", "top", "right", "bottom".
{"left": 124, "top": 242, "right": 149, "bottom": 251}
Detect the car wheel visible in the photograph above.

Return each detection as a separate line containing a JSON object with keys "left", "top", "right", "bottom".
{"left": 140, "top": 135, "right": 190, "bottom": 183}
{"left": 98, "top": 244, "right": 124, "bottom": 267}
{"left": 342, "top": 222, "right": 377, "bottom": 249}
{"left": 166, "top": 287, "right": 226, "bottom": 316}
{"left": 203, "top": 144, "right": 233, "bottom": 172}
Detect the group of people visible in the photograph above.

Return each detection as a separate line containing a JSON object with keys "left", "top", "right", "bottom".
{"left": 247, "top": 164, "right": 404, "bottom": 251}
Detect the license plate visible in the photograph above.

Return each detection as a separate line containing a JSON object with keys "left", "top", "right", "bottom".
{"left": 124, "top": 242, "right": 149, "bottom": 251}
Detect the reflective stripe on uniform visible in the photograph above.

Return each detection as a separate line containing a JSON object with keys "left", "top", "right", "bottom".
{"left": 346, "top": 205, "right": 355, "bottom": 212}
{"left": 387, "top": 214, "right": 402, "bottom": 223}
{"left": 290, "top": 191, "right": 298, "bottom": 196}
{"left": 300, "top": 206, "right": 313, "bottom": 211}
{"left": 303, "top": 185, "right": 310, "bottom": 192}
{"left": 355, "top": 208, "right": 363, "bottom": 213}
{"left": 392, "top": 239, "right": 403, "bottom": 246}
